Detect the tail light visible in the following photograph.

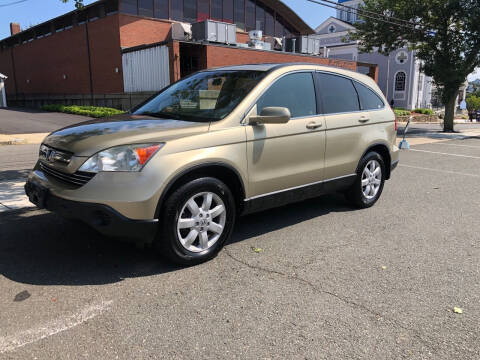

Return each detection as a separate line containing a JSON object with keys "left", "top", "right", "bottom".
{"left": 394, "top": 116, "right": 398, "bottom": 132}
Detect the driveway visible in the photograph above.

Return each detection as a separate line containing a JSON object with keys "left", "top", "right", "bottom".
{"left": 0, "top": 107, "right": 91, "bottom": 134}
{"left": 1, "top": 137, "right": 480, "bottom": 359}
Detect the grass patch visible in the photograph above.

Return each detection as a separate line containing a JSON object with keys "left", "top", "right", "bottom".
{"left": 413, "top": 108, "right": 434, "bottom": 115}
{"left": 41, "top": 104, "right": 125, "bottom": 118}
{"left": 394, "top": 108, "right": 411, "bottom": 117}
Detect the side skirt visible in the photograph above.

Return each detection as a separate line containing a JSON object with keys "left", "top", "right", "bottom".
{"left": 242, "top": 174, "right": 357, "bottom": 215}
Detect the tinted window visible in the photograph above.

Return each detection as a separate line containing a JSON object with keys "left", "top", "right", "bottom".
{"left": 257, "top": 73, "right": 316, "bottom": 118}
{"left": 138, "top": 0, "right": 153, "bottom": 17}
{"left": 120, "top": 0, "right": 137, "bottom": 14}
{"left": 245, "top": 0, "right": 255, "bottom": 31}
{"left": 255, "top": 4, "right": 264, "bottom": 32}
{"left": 197, "top": 0, "right": 209, "bottom": 21}
{"left": 223, "top": 0, "right": 234, "bottom": 23}
{"left": 234, "top": 0, "right": 245, "bottom": 30}
{"left": 154, "top": 0, "right": 168, "bottom": 18}
{"left": 183, "top": 0, "right": 197, "bottom": 22}
{"left": 170, "top": 0, "right": 183, "bottom": 20}
{"left": 354, "top": 82, "right": 384, "bottom": 110}
{"left": 316, "top": 73, "right": 359, "bottom": 114}
{"left": 211, "top": 0, "right": 223, "bottom": 20}
{"left": 265, "top": 8, "right": 274, "bottom": 35}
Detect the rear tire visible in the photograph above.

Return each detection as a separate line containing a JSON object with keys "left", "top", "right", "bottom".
{"left": 156, "top": 177, "right": 236, "bottom": 265}
{"left": 346, "top": 151, "right": 386, "bottom": 208}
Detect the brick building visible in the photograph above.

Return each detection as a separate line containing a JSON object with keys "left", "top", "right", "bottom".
{"left": 0, "top": 0, "right": 377, "bottom": 109}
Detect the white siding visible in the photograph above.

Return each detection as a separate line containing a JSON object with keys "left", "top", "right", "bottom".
{"left": 122, "top": 45, "right": 170, "bottom": 93}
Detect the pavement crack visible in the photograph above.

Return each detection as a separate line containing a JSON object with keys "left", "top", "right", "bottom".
{"left": 223, "top": 247, "right": 438, "bottom": 353}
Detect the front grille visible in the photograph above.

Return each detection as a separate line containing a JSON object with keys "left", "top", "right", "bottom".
{"left": 39, "top": 162, "right": 95, "bottom": 187}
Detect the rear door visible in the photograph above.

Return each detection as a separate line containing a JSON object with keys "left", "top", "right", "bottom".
{"left": 315, "top": 72, "right": 368, "bottom": 181}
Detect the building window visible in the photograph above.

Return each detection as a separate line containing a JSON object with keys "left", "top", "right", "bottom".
{"left": 265, "top": 7, "right": 274, "bottom": 35}
{"left": 395, "top": 72, "right": 406, "bottom": 92}
{"left": 154, "top": 0, "right": 168, "bottom": 19}
{"left": 183, "top": 0, "right": 197, "bottom": 22}
{"left": 138, "top": 0, "right": 153, "bottom": 17}
{"left": 255, "top": 3, "right": 264, "bottom": 31}
{"left": 170, "top": 0, "right": 183, "bottom": 20}
{"left": 211, "top": 0, "right": 222, "bottom": 20}
{"left": 275, "top": 16, "right": 284, "bottom": 37}
{"left": 234, "top": 0, "right": 245, "bottom": 30}
{"left": 328, "top": 24, "right": 336, "bottom": 33}
{"left": 223, "top": 0, "right": 234, "bottom": 23}
{"left": 245, "top": 0, "right": 255, "bottom": 31}
{"left": 197, "top": 0, "right": 209, "bottom": 21}
{"left": 120, "top": 0, "right": 137, "bottom": 15}
{"left": 396, "top": 51, "right": 408, "bottom": 64}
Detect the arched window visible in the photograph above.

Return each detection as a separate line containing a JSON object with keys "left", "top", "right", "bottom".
{"left": 395, "top": 72, "right": 406, "bottom": 92}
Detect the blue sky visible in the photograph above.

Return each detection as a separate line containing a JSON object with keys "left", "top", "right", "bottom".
{"left": 0, "top": 0, "right": 334, "bottom": 40}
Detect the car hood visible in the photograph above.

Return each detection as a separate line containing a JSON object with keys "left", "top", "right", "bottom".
{"left": 43, "top": 114, "right": 210, "bottom": 156}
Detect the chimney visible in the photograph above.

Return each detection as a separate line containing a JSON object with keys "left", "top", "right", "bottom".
{"left": 10, "top": 22, "right": 21, "bottom": 36}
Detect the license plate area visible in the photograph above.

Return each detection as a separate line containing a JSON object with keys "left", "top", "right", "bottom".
{"left": 25, "top": 181, "right": 49, "bottom": 209}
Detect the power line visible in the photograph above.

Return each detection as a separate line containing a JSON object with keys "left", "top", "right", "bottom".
{"left": 306, "top": 0, "right": 425, "bottom": 32}
{"left": 316, "top": 0, "right": 421, "bottom": 27}
{"left": 0, "top": 0, "right": 29, "bottom": 7}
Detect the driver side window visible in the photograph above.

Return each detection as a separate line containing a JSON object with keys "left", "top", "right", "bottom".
{"left": 257, "top": 72, "right": 317, "bottom": 118}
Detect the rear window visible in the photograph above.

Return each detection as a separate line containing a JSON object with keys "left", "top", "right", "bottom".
{"left": 315, "top": 73, "right": 360, "bottom": 114}
{"left": 354, "top": 81, "right": 384, "bottom": 110}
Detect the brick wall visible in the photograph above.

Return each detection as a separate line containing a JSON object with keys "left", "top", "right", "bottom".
{"left": 205, "top": 44, "right": 358, "bottom": 71}
{"left": 119, "top": 14, "right": 172, "bottom": 48}
{"left": 0, "top": 15, "right": 123, "bottom": 97}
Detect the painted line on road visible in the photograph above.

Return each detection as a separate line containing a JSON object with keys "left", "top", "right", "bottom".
{"left": 0, "top": 300, "right": 113, "bottom": 354}
{"left": 399, "top": 164, "right": 480, "bottom": 178}
{"left": 409, "top": 148, "right": 480, "bottom": 159}
{"left": 421, "top": 142, "right": 480, "bottom": 149}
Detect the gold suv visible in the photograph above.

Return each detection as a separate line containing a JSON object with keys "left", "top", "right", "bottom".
{"left": 25, "top": 63, "right": 399, "bottom": 265}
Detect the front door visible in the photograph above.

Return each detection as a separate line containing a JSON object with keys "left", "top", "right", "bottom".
{"left": 245, "top": 72, "right": 326, "bottom": 200}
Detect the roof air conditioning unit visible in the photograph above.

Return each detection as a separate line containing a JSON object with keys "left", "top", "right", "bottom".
{"left": 171, "top": 22, "right": 192, "bottom": 41}
{"left": 191, "top": 20, "right": 237, "bottom": 45}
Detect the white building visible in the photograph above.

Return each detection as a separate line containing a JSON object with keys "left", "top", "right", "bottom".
{"left": 0, "top": 73, "right": 7, "bottom": 108}
{"left": 314, "top": 0, "right": 433, "bottom": 110}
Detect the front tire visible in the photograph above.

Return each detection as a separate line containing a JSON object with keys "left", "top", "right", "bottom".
{"left": 346, "top": 151, "right": 386, "bottom": 208}
{"left": 157, "top": 177, "right": 236, "bottom": 265}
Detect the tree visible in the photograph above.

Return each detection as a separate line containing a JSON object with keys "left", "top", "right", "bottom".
{"left": 351, "top": 0, "right": 480, "bottom": 132}
{"left": 61, "top": 0, "right": 84, "bottom": 9}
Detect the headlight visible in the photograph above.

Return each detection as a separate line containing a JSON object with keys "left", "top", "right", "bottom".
{"left": 79, "top": 143, "right": 164, "bottom": 173}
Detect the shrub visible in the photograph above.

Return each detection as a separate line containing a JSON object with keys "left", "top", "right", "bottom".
{"left": 413, "top": 108, "right": 434, "bottom": 115}
{"left": 41, "top": 104, "right": 125, "bottom": 118}
{"left": 394, "top": 108, "right": 411, "bottom": 117}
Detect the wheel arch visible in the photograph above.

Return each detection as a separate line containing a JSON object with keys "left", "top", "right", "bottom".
{"left": 357, "top": 142, "right": 392, "bottom": 179}
{"left": 154, "top": 162, "right": 247, "bottom": 219}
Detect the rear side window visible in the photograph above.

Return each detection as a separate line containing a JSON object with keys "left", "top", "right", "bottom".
{"left": 257, "top": 72, "right": 316, "bottom": 118}
{"left": 315, "top": 73, "right": 360, "bottom": 114}
{"left": 354, "top": 82, "right": 384, "bottom": 110}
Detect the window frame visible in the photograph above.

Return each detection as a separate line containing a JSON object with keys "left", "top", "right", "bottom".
{"left": 246, "top": 70, "right": 319, "bottom": 122}
{"left": 314, "top": 71, "right": 385, "bottom": 115}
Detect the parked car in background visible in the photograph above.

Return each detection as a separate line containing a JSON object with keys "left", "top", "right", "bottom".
{"left": 25, "top": 63, "right": 399, "bottom": 265}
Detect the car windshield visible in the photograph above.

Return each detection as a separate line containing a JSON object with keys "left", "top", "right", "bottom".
{"left": 133, "top": 70, "right": 267, "bottom": 122}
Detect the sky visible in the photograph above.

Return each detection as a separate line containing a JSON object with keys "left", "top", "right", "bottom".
{"left": 0, "top": 0, "right": 334, "bottom": 40}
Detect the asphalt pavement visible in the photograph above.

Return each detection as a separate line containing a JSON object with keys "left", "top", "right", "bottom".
{"left": 1, "top": 137, "right": 480, "bottom": 359}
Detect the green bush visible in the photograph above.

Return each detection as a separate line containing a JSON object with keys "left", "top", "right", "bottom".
{"left": 394, "top": 108, "right": 411, "bottom": 117}
{"left": 413, "top": 108, "right": 434, "bottom": 115}
{"left": 41, "top": 104, "right": 125, "bottom": 118}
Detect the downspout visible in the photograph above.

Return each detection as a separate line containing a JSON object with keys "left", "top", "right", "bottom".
{"left": 85, "top": 18, "right": 94, "bottom": 105}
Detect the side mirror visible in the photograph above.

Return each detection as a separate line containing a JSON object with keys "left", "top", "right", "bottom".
{"left": 249, "top": 107, "right": 291, "bottom": 125}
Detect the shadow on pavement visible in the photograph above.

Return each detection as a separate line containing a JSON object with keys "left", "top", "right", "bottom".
{"left": 0, "top": 193, "right": 354, "bottom": 286}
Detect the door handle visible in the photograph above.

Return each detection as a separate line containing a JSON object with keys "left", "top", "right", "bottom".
{"left": 306, "top": 121, "right": 323, "bottom": 130}
{"left": 359, "top": 116, "right": 370, "bottom": 123}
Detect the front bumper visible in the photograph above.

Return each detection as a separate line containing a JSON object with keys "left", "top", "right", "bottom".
{"left": 25, "top": 178, "right": 159, "bottom": 244}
